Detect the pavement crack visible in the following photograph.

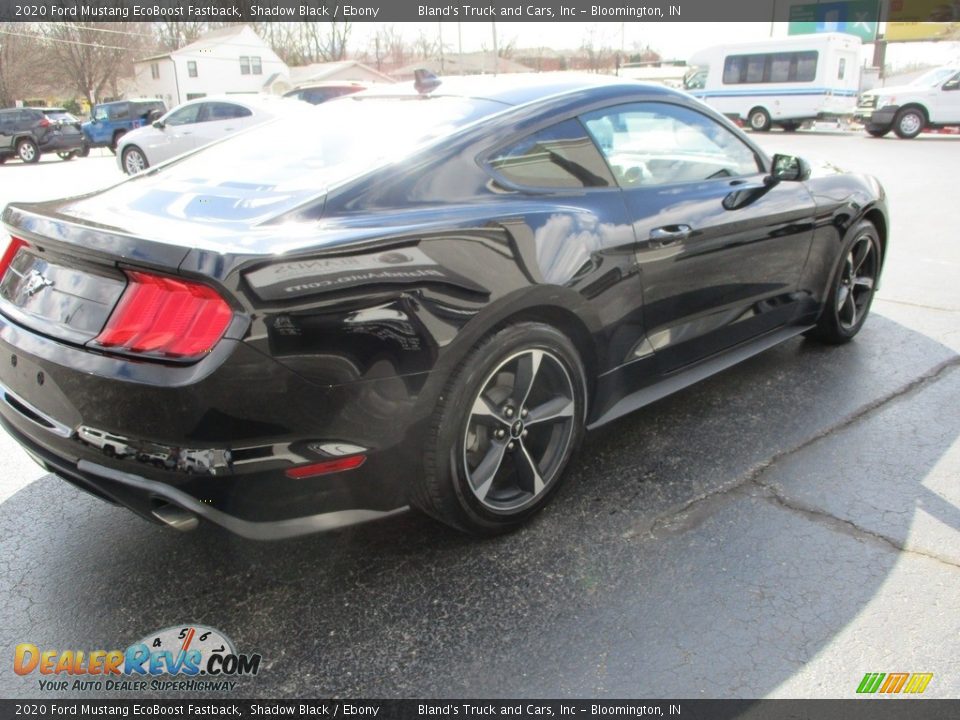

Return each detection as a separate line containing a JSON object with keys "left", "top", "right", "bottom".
{"left": 755, "top": 480, "right": 960, "bottom": 572}
{"left": 645, "top": 356, "right": 960, "bottom": 540}
{"left": 876, "top": 297, "right": 959, "bottom": 313}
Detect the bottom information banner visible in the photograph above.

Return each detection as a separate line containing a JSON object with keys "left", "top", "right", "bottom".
{"left": 1, "top": 700, "right": 959, "bottom": 720}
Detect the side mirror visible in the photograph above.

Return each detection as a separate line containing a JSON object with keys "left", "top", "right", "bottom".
{"left": 943, "top": 79, "right": 960, "bottom": 92}
{"left": 770, "top": 153, "right": 811, "bottom": 182}
{"left": 146, "top": 109, "right": 163, "bottom": 123}
{"left": 152, "top": 119, "right": 165, "bottom": 130}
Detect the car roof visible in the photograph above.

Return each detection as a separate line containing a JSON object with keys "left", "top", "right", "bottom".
{"left": 357, "top": 73, "right": 684, "bottom": 107}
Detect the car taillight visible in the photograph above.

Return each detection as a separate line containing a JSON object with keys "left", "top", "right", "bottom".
{"left": 38, "top": 116, "right": 51, "bottom": 128}
{"left": 93, "top": 270, "right": 233, "bottom": 361}
{"left": 0, "top": 236, "right": 27, "bottom": 280}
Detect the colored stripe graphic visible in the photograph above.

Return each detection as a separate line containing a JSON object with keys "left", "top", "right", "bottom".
{"left": 857, "top": 672, "right": 885, "bottom": 693}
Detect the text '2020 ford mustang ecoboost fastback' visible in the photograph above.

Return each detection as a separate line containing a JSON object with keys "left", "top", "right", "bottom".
{"left": 0, "top": 75, "right": 887, "bottom": 537}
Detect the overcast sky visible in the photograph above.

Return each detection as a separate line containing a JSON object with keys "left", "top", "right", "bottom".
{"left": 351, "top": 22, "right": 960, "bottom": 70}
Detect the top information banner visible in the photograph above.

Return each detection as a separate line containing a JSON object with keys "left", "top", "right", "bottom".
{"left": 0, "top": 0, "right": 903, "bottom": 23}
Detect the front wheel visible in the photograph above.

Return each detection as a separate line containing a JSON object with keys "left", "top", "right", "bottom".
{"left": 75, "top": 143, "right": 90, "bottom": 158}
{"left": 866, "top": 126, "right": 890, "bottom": 138}
{"left": 122, "top": 146, "right": 148, "bottom": 175}
{"left": 414, "top": 322, "right": 587, "bottom": 534}
{"left": 806, "top": 220, "right": 881, "bottom": 345}
{"left": 57, "top": 151, "right": 75, "bottom": 161}
{"left": 893, "top": 107, "right": 925, "bottom": 139}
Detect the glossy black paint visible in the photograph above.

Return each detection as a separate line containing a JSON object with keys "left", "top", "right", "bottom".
{"left": 0, "top": 76, "right": 888, "bottom": 537}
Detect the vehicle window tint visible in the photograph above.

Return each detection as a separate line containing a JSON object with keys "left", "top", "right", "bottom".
{"left": 838, "top": 58, "right": 846, "bottom": 80}
{"left": 108, "top": 104, "right": 129, "bottom": 120}
{"left": 165, "top": 104, "right": 201, "bottom": 126}
{"left": 488, "top": 119, "right": 615, "bottom": 189}
{"left": 206, "top": 103, "right": 252, "bottom": 121}
{"left": 581, "top": 102, "right": 761, "bottom": 187}
{"left": 93, "top": 106, "right": 108, "bottom": 121}
{"left": 723, "top": 51, "right": 818, "bottom": 84}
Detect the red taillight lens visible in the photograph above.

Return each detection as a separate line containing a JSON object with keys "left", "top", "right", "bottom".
{"left": 0, "top": 236, "right": 27, "bottom": 280}
{"left": 285, "top": 455, "right": 366, "bottom": 479}
{"left": 38, "top": 116, "right": 51, "bottom": 128}
{"left": 94, "top": 270, "right": 232, "bottom": 360}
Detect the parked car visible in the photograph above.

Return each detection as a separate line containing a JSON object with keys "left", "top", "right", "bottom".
{"left": 856, "top": 65, "right": 960, "bottom": 138}
{"left": 0, "top": 74, "right": 888, "bottom": 538}
{"left": 116, "top": 95, "right": 295, "bottom": 175}
{"left": 81, "top": 99, "right": 166, "bottom": 155}
{"left": 0, "top": 107, "right": 85, "bottom": 164}
{"left": 283, "top": 81, "right": 369, "bottom": 105}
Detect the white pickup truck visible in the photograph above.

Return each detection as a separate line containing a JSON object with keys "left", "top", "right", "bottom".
{"left": 855, "top": 65, "right": 960, "bottom": 138}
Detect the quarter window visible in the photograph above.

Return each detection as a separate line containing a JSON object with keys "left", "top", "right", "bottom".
{"left": 581, "top": 102, "right": 761, "bottom": 187}
{"left": 723, "top": 51, "right": 818, "bottom": 84}
{"left": 488, "top": 118, "right": 615, "bottom": 189}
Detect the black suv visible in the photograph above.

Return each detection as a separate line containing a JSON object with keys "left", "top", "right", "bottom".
{"left": 0, "top": 107, "right": 85, "bottom": 164}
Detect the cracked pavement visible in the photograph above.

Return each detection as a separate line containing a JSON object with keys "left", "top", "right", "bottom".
{"left": 0, "top": 134, "right": 958, "bottom": 699}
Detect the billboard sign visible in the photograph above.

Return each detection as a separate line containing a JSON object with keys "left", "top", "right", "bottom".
{"left": 788, "top": 1, "right": 880, "bottom": 42}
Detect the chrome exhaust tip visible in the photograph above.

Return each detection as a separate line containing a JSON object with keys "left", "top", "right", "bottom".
{"left": 151, "top": 503, "right": 199, "bottom": 532}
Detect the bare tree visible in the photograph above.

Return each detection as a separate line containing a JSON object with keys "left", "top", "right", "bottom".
{"left": 153, "top": 21, "right": 209, "bottom": 51}
{"left": 40, "top": 22, "right": 146, "bottom": 105}
{"left": 0, "top": 23, "right": 49, "bottom": 107}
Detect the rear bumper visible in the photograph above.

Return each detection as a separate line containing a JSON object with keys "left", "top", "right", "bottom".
{"left": 0, "top": 311, "right": 427, "bottom": 538}
{"left": 38, "top": 134, "right": 85, "bottom": 153}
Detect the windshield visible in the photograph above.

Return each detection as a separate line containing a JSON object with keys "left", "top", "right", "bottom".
{"left": 93, "top": 106, "right": 108, "bottom": 121}
{"left": 683, "top": 67, "right": 707, "bottom": 90}
{"left": 43, "top": 111, "right": 78, "bottom": 123}
{"left": 909, "top": 67, "right": 958, "bottom": 87}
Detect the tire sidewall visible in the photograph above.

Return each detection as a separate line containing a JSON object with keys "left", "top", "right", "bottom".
{"left": 123, "top": 147, "right": 146, "bottom": 174}
{"left": 17, "top": 139, "right": 39, "bottom": 163}
{"left": 825, "top": 221, "right": 881, "bottom": 340}
{"left": 432, "top": 323, "right": 587, "bottom": 532}
{"left": 749, "top": 108, "right": 771, "bottom": 131}
{"left": 894, "top": 108, "right": 924, "bottom": 139}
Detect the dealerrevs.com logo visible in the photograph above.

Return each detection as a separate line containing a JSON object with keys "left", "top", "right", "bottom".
{"left": 14, "top": 625, "right": 262, "bottom": 693}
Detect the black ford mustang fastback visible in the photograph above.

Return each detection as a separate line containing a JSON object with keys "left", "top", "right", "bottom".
{"left": 0, "top": 74, "right": 887, "bottom": 537}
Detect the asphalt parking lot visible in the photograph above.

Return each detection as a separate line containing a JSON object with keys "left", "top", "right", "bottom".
{"left": 0, "top": 131, "right": 958, "bottom": 699}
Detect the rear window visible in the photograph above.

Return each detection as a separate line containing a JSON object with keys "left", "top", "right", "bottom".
{"left": 138, "top": 96, "right": 504, "bottom": 193}
{"left": 43, "top": 111, "right": 78, "bottom": 123}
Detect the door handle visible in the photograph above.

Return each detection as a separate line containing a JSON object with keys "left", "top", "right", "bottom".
{"left": 649, "top": 225, "right": 692, "bottom": 246}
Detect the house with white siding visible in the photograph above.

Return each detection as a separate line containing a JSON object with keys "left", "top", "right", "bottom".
{"left": 131, "top": 25, "right": 290, "bottom": 107}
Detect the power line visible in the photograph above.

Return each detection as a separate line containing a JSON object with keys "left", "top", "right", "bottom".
{"left": 0, "top": 28, "right": 130, "bottom": 51}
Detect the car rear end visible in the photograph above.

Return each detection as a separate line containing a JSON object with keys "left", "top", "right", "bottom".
{"left": 35, "top": 109, "right": 85, "bottom": 155}
{"left": 0, "top": 209, "right": 411, "bottom": 538}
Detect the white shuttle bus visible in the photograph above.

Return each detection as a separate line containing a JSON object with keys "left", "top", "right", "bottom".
{"left": 683, "top": 33, "right": 861, "bottom": 131}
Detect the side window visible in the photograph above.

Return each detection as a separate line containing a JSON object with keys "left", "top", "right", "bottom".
{"left": 205, "top": 103, "right": 252, "bottom": 121}
{"left": 109, "top": 104, "right": 130, "bottom": 121}
{"left": 165, "top": 104, "right": 201, "bottom": 126}
{"left": 838, "top": 58, "right": 846, "bottom": 80}
{"left": 581, "top": 102, "right": 761, "bottom": 188}
{"left": 487, "top": 118, "right": 615, "bottom": 189}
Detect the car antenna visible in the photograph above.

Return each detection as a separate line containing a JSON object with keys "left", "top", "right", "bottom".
{"left": 414, "top": 69, "right": 442, "bottom": 95}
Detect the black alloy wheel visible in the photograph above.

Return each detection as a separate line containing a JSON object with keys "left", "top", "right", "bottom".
{"left": 414, "top": 322, "right": 587, "bottom": 534}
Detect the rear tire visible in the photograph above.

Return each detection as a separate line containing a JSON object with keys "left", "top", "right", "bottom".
{"left": 748, "top": 107, "right": 772, "bottom": 132}
{"left": 413, "top": 322, "right": 587, "bottom": 534}
{"left": 866, "top": 126, "right": 890, "bottom": 138}
{"left": 780, "top": 121, "right": 800, "bottom": 132}
{"left": 17, "top": 138, "right": 39, "bottom": 164}
{"left": 109, "top": 130, "right": 126, "bottom": 154}
{"left": 76, "top": 143, "right": 90, "bottom": 158}
{"left": 893, "top": 107, "right": 925, "bottom": 139}
{"left": 806, "top": 220, "right": 881, "bottom": 345}
{"left": 57, "top": 151, "right": 74, "bottom": 161}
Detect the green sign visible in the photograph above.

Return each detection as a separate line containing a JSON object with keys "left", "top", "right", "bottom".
{"left": 788, "top": 1, "right": 879, "bottom": 42}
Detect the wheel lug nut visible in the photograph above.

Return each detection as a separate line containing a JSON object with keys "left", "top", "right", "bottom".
{"left": 522, "top": 430, "right": 528, "bottom": 438}
{"left": 521, "top": 408, "right": 528, "bottom": 418}
{"left": 507, "top": 442, "right": 515, "bottom": 451}
{"left": 505, "top": 407, "right": 514, "bottom": 418}
{"left": 495, "top": 429, "right": 505, "bottom": 439}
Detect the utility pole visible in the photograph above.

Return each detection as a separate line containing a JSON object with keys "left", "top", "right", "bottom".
{"left": 439, "top": 22, "right": 445, "bottom": 73}
{"left": 492, "top": 22, "right": 498, "bottom": 75}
